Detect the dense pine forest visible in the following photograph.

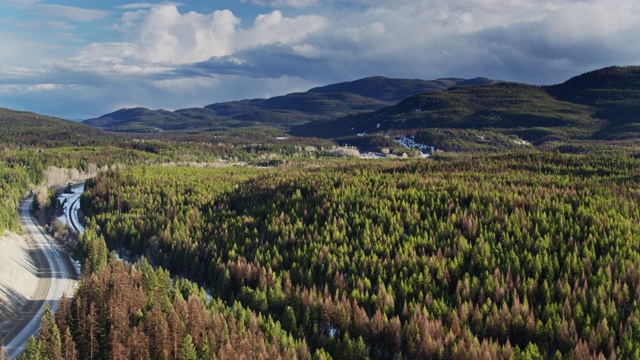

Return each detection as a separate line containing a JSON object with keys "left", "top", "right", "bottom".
{"left": 37, "top": 152, "right": 636, "bottom": 359}
{"left": 18, "top": 259, "right": 312, "bottom": 360}
{"left": 0, "top": 145, "right": 169, "bottom": 233}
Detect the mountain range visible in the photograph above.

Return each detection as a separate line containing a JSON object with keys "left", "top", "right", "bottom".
{"left": 81, "top": 66, "right": 640, "bottom": 151}
{"left": 3, "top": 65, "right": 640, "bottom": 153}
{"left": 83, "top": 77, "right": 498, "bottom": 134}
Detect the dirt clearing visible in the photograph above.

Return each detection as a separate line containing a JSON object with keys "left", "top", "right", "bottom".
{"left": 0, "top": 232, "right": 40, "bottom": 328}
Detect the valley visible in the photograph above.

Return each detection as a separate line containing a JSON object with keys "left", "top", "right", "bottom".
{"left": 1, "top": 65, "right": 640, "bottom": 359}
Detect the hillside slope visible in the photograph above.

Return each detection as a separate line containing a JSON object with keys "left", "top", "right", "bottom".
{"left": 292, "top": 82, "right": 602, "bottom": 143}
{"left": 0, "top": 108, "right": 116, "bottom": 147}
{"left": 83, "top": 107, "right": 226, "bottom": 133}
{"left": 307, "top": 76, "right": 497, "bottom": 102}
{"left": 81, "top": 66, "right": 640, "bottom": 152}
{"left": 83, "top": 76, "right": 497, "bottom": 134}
{"left": 294, "top": 66, "right": 640, "bottom": 152}
{"left": 544, "top": 66, "right": 640, "bottom": 140}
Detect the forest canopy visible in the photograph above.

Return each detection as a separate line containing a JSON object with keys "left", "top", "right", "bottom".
{"left": 66, "top": 153, "right": 640, "bottom": 359}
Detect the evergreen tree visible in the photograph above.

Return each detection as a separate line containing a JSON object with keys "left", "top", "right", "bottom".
{"left": 20, "top": 336, "right": 42, "bottom": 360}
{"left": 178, "top": 334, "right": 198, "bottom": 360}
{"left": 39, "top": 303, "right": 63, "bottom": 360}
{"left": 61, "top": 327, "right": 77, "bottom": 360}
{"left": 198, "top": 336, "right": 216, "bottom": 360}
{"left": 313, "top": 348, "right": 333, "bottom": 360}
{"left": 283, "top": 305, "right": 297, "bottom": 334}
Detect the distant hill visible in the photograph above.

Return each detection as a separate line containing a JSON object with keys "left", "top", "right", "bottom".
{"left": 307, "top": 76, "right": 497, "bottom": 103}
{"left": 205, "top": 92, "right": 386, "bottom": 124}
{"left": 0, "top": 108, "right": 115, "bottom": 147}
{"left": 294, "top": 66, "right": 640, "bottom": 152}
{"left": 292, "top": 82, "right": 603, "bottom": 147}
{"left": 544, "top": 66, "right": 640, "bottom": 140}
{"left": 84, "top": 107, "right": 226, "bottom": 133}
{"left": 82, "top": 66, "right": 640, "bottom": 152}
{"left": 83, "top": 76, "right": 497, "bottom": 134}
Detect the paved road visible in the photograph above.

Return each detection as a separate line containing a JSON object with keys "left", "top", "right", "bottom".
{"left": 66, "top": 182, "right": 85, "bottom": 234}
{"left": 68, "top": 196, "right": 82, "bottom": 233}
{"left": 1, "top": 196, "right": 75, "bottom": 359}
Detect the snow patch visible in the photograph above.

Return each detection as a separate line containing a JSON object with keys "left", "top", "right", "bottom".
{"left": 395, "top": 136, "right": 433, "bottom": 157}
{"left": 512, "top": 139, "right": 531, "bottom": 146}
{"left": 359, "top": 152, "right": 385, "bottom": 159}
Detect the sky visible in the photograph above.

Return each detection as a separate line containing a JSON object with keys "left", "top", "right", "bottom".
{"left": 0, "top": 0, "right": 639, "bottom": 120}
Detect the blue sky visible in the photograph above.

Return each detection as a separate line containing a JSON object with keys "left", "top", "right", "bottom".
{"left": 0, "top": 0, "right": 639, "bottom": 120}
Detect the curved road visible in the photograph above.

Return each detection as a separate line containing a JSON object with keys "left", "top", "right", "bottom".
{"left": 66, "top": 182, "right": 85, "bottom": 235}
{"left": 1, "top": 196, "right": 76, "bottom": 359}
{"left": 68, "top": 196, "right": 82, "bottom": 233}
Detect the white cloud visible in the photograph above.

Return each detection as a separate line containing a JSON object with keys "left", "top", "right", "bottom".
{"left": 37, "top": 4, "right": 110, "bottom": 22}
{"left": 117, "top": 2, "right": 183, "bottom": 10}
{"left": 239, "top": 0, "right": 319, "bottom": 8}
{"left": 41, "top": 21, "right": 75, "bottom": 30}
{"left": 123, "top": 6, "right": 240, "bottom": 63}
{"left": 27, "top": 83, "right": 60, "bottom": 91}
{"left": 237, "top": 10, "right": 327, "bottom": 49}
{"left": 0, "top": 33, "right": 48, "bottom": 66}
{"left": 539, "top": 1, "right": 638, "bottom": 42}
{"left": 0, "top": 84, "right": 23, "bottom": 94}
{"left": 2, "top": 0, "right": 640, "bottom": 119}
{"left": 65, "top": 42, "right": 135, "bottom": 66}
{"left": 112, "top": 5, "right": 327, "bottom": 64}
{"left": 4, "top": 0, "right": 40, "bottom": 7}
{"left": 297, "top": 0, "right": 640, "bottom": 82}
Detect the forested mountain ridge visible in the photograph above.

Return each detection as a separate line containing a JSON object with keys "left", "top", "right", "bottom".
{"left": 306, "top": 76, "right": 498, "bottom": 103}
{"left": 292, "top": 82, "right": 601, "bottom": 142}
{"left": 82, "top": 76, "right": 498, "bottom": 134}
{"left": 544, "top": 66, "right": 640, "bottom": 141}
{"left": 295, "top": 66, "right": 640, "bottom": 152}
{"left": 81, "top": 66, "right": 640, "bottom": 153}
{"left": 0, "top": 107, "right": 118, "bottom": 147}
